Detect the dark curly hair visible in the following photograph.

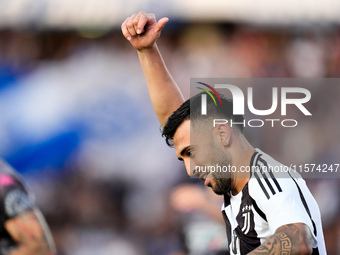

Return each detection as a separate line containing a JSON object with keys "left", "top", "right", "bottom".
{"left": 162, "top": 92, "right": 244, "bottom": 147}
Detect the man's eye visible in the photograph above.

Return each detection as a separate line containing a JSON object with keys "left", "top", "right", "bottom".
{"left": 178, "top": 158, "right": 183, "bottom": 162}
{"left": 188, "top": 150, "right": 193, "bottom": 157}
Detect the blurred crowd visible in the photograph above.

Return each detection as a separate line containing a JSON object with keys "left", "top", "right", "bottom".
{"left": 0, "top": 22, "right": 340, "bottom": 254}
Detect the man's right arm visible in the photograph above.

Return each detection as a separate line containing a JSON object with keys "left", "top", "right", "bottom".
{"left": 121, "top": 11, "right": 184, "bottom": 127}
{"left": 248, "top": 223, "right": 313, "bottom": 255}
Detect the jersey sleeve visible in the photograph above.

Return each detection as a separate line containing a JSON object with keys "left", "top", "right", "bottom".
{"left": 0, "top": 174, "right": 35, "bottom": 221}
{"left": 248, "top": 175, "right": 315, "bottom": 237}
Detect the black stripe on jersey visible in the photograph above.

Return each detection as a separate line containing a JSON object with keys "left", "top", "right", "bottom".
{"left": 288, "top": 172, "right": 317, "bottom": 236}
{"left": 222, "top": 210, "right": 232, "bottom": 247}
{"left": 258, "top": 156, "right": 282, "bottom": 192}
{"left": 258, "top": 165, "right": 276, "bottom": 196}
{"left": 252, "top": 154, "right": 283, "bottom": 199}
{"left": 235, "top": 183, "right": 262, "bottom": 254}
{"left": 267, "top": 171, "right": 283, "bottom": 192}
{"left": 288, "top": 172, "right": 320, "bottom": 254}
{"left": 222, "top": 195, "right": 232, "bottom": 246}
{"left": 253, "top": 172, "right": 270, "bottom": 199}
{"left": 250, "top": 197, "right": 267, "bottom": 222}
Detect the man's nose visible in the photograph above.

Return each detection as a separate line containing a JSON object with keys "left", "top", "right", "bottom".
{"left": 184, "top": 159, "right": 193, "bottom": 176}
{"left": 184, "top": 160, "right": 200, "bottom": 177}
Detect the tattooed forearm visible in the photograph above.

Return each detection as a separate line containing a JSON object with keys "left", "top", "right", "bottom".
{"left": 249, "top": 223, "right": 312, "bottom": 255}
{"left": 251, "top": 232, "right": 292, "bottom": 255}
{"left": 278, "top": 233, "right": 292, "bottom": 254}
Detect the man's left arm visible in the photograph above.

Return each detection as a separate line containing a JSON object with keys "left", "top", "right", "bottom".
{"left": 249, "top": 223, "right": 313, "bottom": 255}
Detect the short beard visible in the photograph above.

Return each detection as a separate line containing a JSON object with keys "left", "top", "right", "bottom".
{"left": 209, "top": 148, "right": 233, "bottom": 195}
{"left": 209, "top": 177, "right": 232, "bottom": 195}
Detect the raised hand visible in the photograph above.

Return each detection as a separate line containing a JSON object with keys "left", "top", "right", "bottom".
{"left": 121, "top": 11, "right": 169, "bottom": 51}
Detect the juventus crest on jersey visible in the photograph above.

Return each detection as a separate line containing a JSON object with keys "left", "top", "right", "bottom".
{"left": 221, "top": 149, "right": 326, "bottom": 255}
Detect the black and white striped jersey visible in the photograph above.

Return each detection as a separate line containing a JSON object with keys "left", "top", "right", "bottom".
{"left": 221, "top": 149, "right": 326, "bottom": 255}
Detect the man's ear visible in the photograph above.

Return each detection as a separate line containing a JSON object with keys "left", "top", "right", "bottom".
{"left": 216, "top": 124, "right": 231, "bottom": 146}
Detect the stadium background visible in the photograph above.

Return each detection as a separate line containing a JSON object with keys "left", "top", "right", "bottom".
{"left": 0, "top": 1, "right": 340, "bottom": 254}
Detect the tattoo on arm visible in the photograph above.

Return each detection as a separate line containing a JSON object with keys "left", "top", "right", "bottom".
{"left": 249, "top": 223, "right": 312, "bottom": 255}
{"left": 278, "top": 233, "right": 292, "bottom": 254}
